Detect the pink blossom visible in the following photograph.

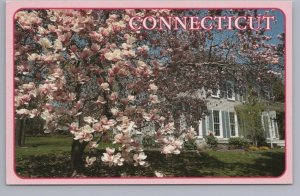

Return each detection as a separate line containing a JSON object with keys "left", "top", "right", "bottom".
{"left": 100, "top": 82, "right": 110, "bottom": 91}
{"left": 71, "top": 23, "right": 84, "bottom": 32}
{"left": 15, "top": 11, "right": 41, "bottom": 30}
{"left": 91, "top": 43, "right": 100, "bottom": 52}
{"left": 137, "top": 45, "right": 149, "bottom": 52}
{"left": 73, "top": 125, "right": 94, "bottom": 143}
{"left": 29, "top": 109, "right": 39, "bottom": 118}
{"left": 74, "top": 100, "right": 83, "bottom": 110}
{"left": 27, "top": 53, "right": 41, "bottom": 61}
{"left": 83, "top": 116, "right": 98, "bottom": 124}
{"left": 127, "top": 95, "right": 135, "bottom": 102}
{"left": 109, "top": 92, "right": 119, "bottom": 101}
{"left": 38, "top": 37, "right": 52, "bottom": 49}
{"left": 154, "top": 171, "right": 164, "bottom": 177}
{"left": 113, "top": 133, "right": 132, "bottom": 144}
{"left": 53, "top": 39, "right": 64, "bottom": 51}
{"left": 133, "top": 152, "right": 147, "bottom": 166}
{"left": 159, "top": 122, "right": 175, "bottom": 135}
{"left": 47, "top": 24, "right": 56, "bottom": 32}
{"left": 22, "top": 82, "right": 35, "bottom": 91}
{"left": 85, "top": 156, "right": 96, "bottom": 167}
{"left": 40, "top": 110, "right": 54, "bottom": 123}
{"left": 88, "top": 141, "right": 99, "bottom": 149}
{"left": 149, "top": 83, "right": 158, "bottom": 93}
{"left": 184, "top": 127, "right": 197, "bottom": 141}
{"left": 89, "top": 31, "right": 103, "bottom": 41}
{"left": 149, "top": 94, "right": 160, "bottom": 104}
{"left": 94, "top": 96, "right": 107, "bottom": 104}
{"left": 69, "top": 122, "right": 79, "bottom": 134}
{"left": 124, "top": 34, "right": 136, "bottom": 44}
{"left": 37, "top": 26, "right": 49, "bottom": 35}
{"left": 116, "top": 121, "right": 136, "bottom": 134}
{"left": 110, "top": 107, "right": 119, "bottom": 116}
{"left": 16, "top": 108, "right": 30, "bottom": 116}
{"left": 104, "top": 49, "right": 122, "bottom": 61}
{"left": 17, "top": 64, "right": 31, "bottom": 75}
{"left": 101, "top": 148, "right": 124, "bottom": 167}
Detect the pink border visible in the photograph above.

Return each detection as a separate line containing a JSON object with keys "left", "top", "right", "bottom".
{"left": 6, "top": 1, "right": 293, "bottom": 185}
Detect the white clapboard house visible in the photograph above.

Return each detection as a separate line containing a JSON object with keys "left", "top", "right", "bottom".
{"left": 138, "top": 63, "right": 284, "bottom": 147}
{"left": 192, "top": 81, "right": 284, "bottom": 147}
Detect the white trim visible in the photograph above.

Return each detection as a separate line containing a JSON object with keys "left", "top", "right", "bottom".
{"left": 226, "top": 81, "right": 235, "bottom": 101}
{"left": 212, "top": 110, "right": 223, "bottom": 138}
{"left": 226, "top": 111, "right": 238, "bottom": 138}
{"left": 211, "top": 88, "right": 220, "bottom": 98}
{"left": 261, "top": 111, "right": 279, "bottom": 140}
{"left": 234, "top": 113, "right": 239, "bottom": 137}
{"left": 198, "top": 120, "right": 203, "bottom": 138}
{"left": 219, "top": 111, "right": 223, "bottom": 138}
{"left": 206, "top": 115, "right": 209, "bottom": 135}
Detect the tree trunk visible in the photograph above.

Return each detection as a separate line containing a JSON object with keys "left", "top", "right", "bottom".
{"left": 21, "top": 119, "right": 26, "bottom": 146}
{"left": 173, "top": 112, "right": 181, "bottom": 137}
{"left": 70, "top": 139, "right": 88, "bottom": 177}
{"left": 16, "top": 118, "right": 26, "bottom": 147}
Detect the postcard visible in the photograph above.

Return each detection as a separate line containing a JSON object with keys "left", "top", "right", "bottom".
{"left": 6, "top": 0, "right": 292, "bottom": 184}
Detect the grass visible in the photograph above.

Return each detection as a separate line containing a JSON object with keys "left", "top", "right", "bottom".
{"left": 16, "top": 135, "right": 72, "bottom": 159}
{"left": 15, "top": 135, "right": 285, "bottom": 178}
{"left": 16, "top": 135, "right": 117, "bottom": 159}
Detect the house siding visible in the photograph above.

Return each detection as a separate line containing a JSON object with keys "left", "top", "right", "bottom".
{"left": 138, "top": 87, "right": 282, "bottom": 145}
{"left": 202, "top": 95, "right": 242, "bottom": 138}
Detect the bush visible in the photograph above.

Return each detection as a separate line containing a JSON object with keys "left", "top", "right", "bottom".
{"left": 248, "top": 146, "right": 259, "bottom": 151}
{"left": 205, "top": 133, "right": 218, "bottom": 148}
{"left": 228, "top": 137, "right": 249, "bottom": 149}
{"left": 259, "top": 146, "right": 270, "bottom": 150}
{"left": 184, "top": 141, "right": 197, "bottom": 150}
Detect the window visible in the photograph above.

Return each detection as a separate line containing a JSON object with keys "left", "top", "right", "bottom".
{"left": 211, "top": 87, "right": 220, "bottom": 98}
{"left": 213, "top": 110, "right": 220, "bottom": 136}
{"left": 226, "top": 81, "right": 235, "bottom": 100}
{"left": 229, "top": 112, "right": 236, "bottom": 136}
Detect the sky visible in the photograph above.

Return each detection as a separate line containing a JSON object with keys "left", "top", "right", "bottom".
{"left": 263, "top": 9, "right": 285, "bottom": 45}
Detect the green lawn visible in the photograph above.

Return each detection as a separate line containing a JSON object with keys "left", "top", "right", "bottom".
{"left": 15, "top": 136, "right": 285, "bottom": 178}
{"left": 16, "top": 135, "right": 117, "bottom": 159}
{"left": 16, "top": 135, "right": 72, "bottom": 159}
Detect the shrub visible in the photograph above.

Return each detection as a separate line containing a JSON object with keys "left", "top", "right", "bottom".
{"left": 228, "top": 137, "right": 249, "bottom": 149}
{"left": 184, "top": 141, "right": 197, "bottom": 150}
{"left": 248, "top": 145, "right": 259, "bottom": 151}
{"left": 205, "top": 133, "right": 218, "bottom": 148}
{"left": 259, "top": 146, "right": 270, "bottom": 150}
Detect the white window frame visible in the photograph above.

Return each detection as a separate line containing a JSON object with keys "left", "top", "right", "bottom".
{"left": 211, "top": 87, "right": 220, "bottom": 98}
{"left": 228, "top": 112, "right": 239, "bottom": 137}
{"left": 234, "top": 113, "right": 239, "bottom": 137}
{"left": 211, "top": 110, "right": 223, "bottom": 138}
{"left": 226, "top": 81, "right": 235, "bottom": 101}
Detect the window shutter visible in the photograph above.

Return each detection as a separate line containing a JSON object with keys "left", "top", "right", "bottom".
{"left": 263, "top": 116, "right": 270, "bottom": 138}
{"left": 202, "top": 117, "right": 206, "bottom": 136}
{"left": 208, "top": 110, "right": 213, "bottom": 132}
{"left": 222, "top": 111, "right": 227, "bottom": 138}
{"left": 225, "top": 112, "right": 231, "bottom": 138}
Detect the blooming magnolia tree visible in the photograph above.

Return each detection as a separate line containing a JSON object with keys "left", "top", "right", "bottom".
{"left": 14, "top": 9, "right": 282, "bottom": 176}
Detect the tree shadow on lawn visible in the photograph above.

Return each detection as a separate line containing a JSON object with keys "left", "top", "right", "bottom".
{"left": 248, "top": 151, "right": 286, "bottom": 177}
{"left": 15, "top": 150, "right": 285, "bottom": 178}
